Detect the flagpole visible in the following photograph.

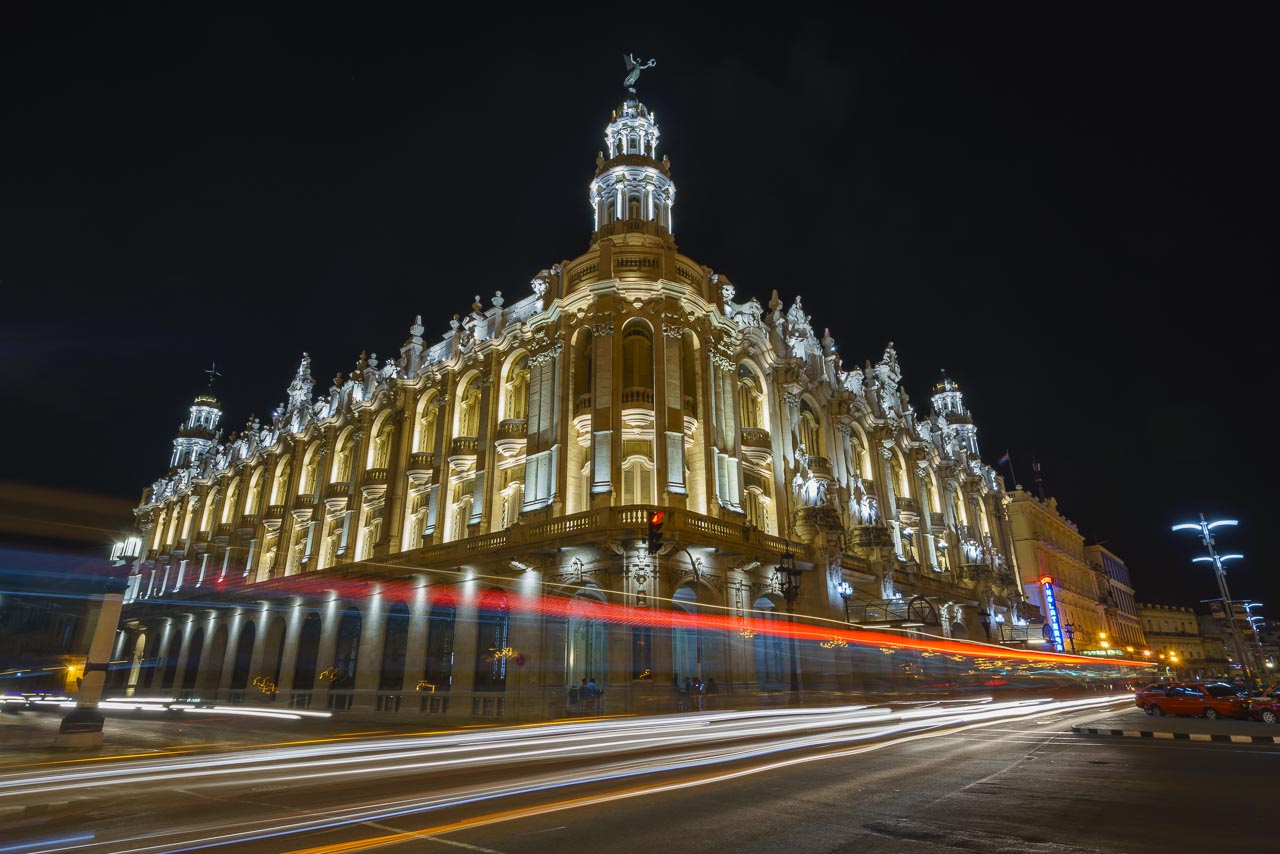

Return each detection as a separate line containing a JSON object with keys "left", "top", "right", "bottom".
{"left": 1003, "top": 452, "right": 1019, "bottom": 491}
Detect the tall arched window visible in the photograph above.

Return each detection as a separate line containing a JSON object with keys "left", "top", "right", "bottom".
{"left": 799, "top": 402, "right": 822, "bottom": 457}
{"left": 269, "top": 459, "right": 291, "bottom": 505}
{"left": 414, "top": 393, "right": 439, "bottom": 453}
{"left": 456, "top": 376, "right": 481, "bottom": 438}
{"left": 369, "top": 415, "right": 395, "bottom": 469}
{"left": 244, "top": 468, "right": 264, "bottom": 515}
{"left": 621, "top": 326, "right": 653, "bottom": 392}
{"left": 737, "top": 367, "right": 763, "bottom": 429}
{"left": 503, "top": 356, "right": 530, "bottom": 421}
{"left": 332, "top": 431, "right": 354, "bottom": 483}
{"left": 221, "top": 479, "right": 240, "bottom": 524}
{"left": 379, "top": 603, "right": 410, "bottom": 692}
{"left": 299, "top": 444, "right": 320, "bottom": 495}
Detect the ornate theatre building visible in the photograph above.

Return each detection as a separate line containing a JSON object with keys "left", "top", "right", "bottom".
{"left": 116, "top": 85, "right": 1031, "bottom": 719}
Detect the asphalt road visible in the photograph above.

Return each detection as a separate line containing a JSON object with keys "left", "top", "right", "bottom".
{"left": 1, "top": 695, "right": 1273, "bottom": 853}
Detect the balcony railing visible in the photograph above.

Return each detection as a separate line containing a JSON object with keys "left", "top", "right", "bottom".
{"left": 575, "top": 393, "right": 593, "bottom": 414}
{"left": 294, "top": 493, "right": 317, "bottom": 509}
{"left": 407, "top": 452, "right": 436, "bottom": 473}
{"left": 362, "top": 468, "right": 389, "bottom": 485}
{"left": 496, "top": 419, "right": 528, "bottom": 438}
{"left": 741, "top": 427, "right": 772, "bottom": 449}
{"left": 324, "top": 482, "right": 351, "bottom": 500}
{"left": 450, "top": 437, "right": 479, "bottom": 455}
{"left": 621, "top": 387, "right": 654, "bottom": 407}
{"left": 238, "top": 514, "right": 258, "bottom": 530}
{"left": 265, "top": 505, "right": 286, "bottom": 520}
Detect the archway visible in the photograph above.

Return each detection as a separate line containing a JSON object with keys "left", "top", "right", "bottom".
{"left": 160, "top": 631, "right": 182, "bottom": 689}
{"left": 379, "top": 603, "right": 411, "bottom": 692}
{"left": 201, "top": 623, "right": 228, "bottom": 691}
{"left": 473, "top": 590, "right": 510, "bottom": 693}
{"left": 567, "top": 586, "right": 608, "bottom": 689}
{"left": 293, "top": 613, "right": 322, "bottom": 691}
{"left": 332, "top": 608, "right": 362, "bottom": 691}
{"left": 261, "top": 614, "right": 287, "bottom": 687}
{"left": 423, "top": 600, "right": 456, "bottom": 693}
{"left": 181, "top": 627, "right": 204, "bottom": 691}
{"left": 230, "top": 620, "right": 255, "bottom": 690}
{"left": 752, "top": 596, "right": 786, "bottom": 691}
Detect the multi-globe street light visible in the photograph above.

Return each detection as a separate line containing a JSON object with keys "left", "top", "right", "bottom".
{"left": 835, "top": 579, "right": 853, "bottom": 625}
{"left": 1172, "top": 514, "right": 1254, "bottom": 689}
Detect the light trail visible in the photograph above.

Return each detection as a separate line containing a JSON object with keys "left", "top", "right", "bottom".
{"left": 6, "top": 695, "right": 1131, "bottom": 854}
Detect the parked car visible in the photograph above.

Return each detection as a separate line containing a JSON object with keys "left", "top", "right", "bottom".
{"left": 1142, "top": 682, "right": 1251, "bottom": 719}
{"left": 1134, "top": 683, "right": 1170, "bottom": 711}
{"left": 1247, "top": 685, "right": 1280, "bottom": 724}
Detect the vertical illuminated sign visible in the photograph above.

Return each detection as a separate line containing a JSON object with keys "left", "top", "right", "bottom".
{"left": 1039, "top": 575, "right": 1066, "bottom": 653}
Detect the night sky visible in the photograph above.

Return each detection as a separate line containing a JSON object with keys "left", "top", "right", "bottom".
{"left": 3, "top": 6, "right": 1274, "bottom": 609}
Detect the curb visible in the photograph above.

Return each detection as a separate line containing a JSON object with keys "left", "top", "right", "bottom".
{"left": 1072, "top": 725, "right": 1280, "bottom": 744}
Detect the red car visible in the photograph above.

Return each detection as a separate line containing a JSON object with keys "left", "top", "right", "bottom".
{"left": 1138, "top": 682, "right": 1250, "bottom": 719}
{"left": 1247, "top": 685, "right": 1280, "bottom": 724}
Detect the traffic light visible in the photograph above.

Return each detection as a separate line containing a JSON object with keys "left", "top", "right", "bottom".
{"left": 647, "top": 510, "right": 665, "bottom": 553}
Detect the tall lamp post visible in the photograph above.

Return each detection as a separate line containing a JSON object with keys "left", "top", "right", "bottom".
{"left": 1173, "top": 515, "right": 1254, "bottom": 689}
{"left": 774, "top": 549, "right": 804, "bottom": 703}
{"left": 54, "top": 536, "right": 140, "bottom": 749}
{"left": 1063, "top": 621, "right": 1077, "bottom": 654}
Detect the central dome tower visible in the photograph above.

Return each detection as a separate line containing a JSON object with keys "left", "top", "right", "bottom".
{"left": 589, "top": 98, "right": 675, "bottom": 244}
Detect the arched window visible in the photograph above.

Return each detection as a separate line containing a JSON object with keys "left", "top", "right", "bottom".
{"left": 503, "top": 356, "right": 530, "bottom": 421}
{"left": 332, "top": 432, "right": 354, "bottom": 483}
{"left": 269, "top": 459, "right": 291, "bottom": 505}
{"left": 221, "top": 479, "right": 240, "bottom": 524}
{"left": 299, "top": 444, "right": 320, "bottom": 495}
{"left": 368, "top": 416, "right": 395, "bottom": 469}
{"left": 244, "top": 468, "right": 264, "bottom": 515}
{"left": 628, "top": 194, "right": 641, "bottom": 221}
{"left": 744, "top": 486, "right": 771, "bottom": 532}
{"left": 737, "top": 367, "right": 763, "bottom": 429}
{"left": 799, "top": 402, "right": 822, "bottom": 457}
{"left": 455, "top": 376, "right": 481, "bottom": 438}
{"left": 621, "top": 326, "right": 653, "bottom": 391}
{"left": 379, "top": 603, "right": 410, "bottom": 692}
{"left": 413, "top": 394, "right": 439, "bottom": 453}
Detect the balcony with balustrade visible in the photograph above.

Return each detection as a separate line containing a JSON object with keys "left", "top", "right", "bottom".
{"left": 495, "top": 419, "right": 528, "bottom": 459}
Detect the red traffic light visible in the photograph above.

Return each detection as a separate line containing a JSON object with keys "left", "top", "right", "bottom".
{"left": 649, "top": 511, "right": 665, "bottom": 525}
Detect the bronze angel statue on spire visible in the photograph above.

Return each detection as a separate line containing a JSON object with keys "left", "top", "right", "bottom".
{"left": 624, "top": 54, "right": 656, "bottom": 94}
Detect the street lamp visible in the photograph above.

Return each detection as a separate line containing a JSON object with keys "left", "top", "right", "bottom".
{"left": 774, "top": 548, "right": 804, "bottom": 702}
{"left": 835, "top": 579, "right": 853, "bottom": 625}
{"left": 1173, "top": 515, "right": 1254, "bottom": 688}
{"left": 54, "top": 536, "right": 141, "bottom": 748}
{"left": 1063, "top": 621, "right": 1077, "bottom": 654}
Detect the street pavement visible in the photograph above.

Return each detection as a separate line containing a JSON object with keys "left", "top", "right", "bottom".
{"left": 1, "top": 695, "right": 1275, "bottom": 853}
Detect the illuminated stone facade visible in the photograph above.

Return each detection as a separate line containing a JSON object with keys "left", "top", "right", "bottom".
{"left": 116, "top": 92, "right": 1029, "bottom": 718}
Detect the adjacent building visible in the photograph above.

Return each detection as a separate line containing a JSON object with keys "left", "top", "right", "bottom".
{"left": 1139, "top": 603, "right": 1216, "bottom": 681}
{"left": 1084, "top": 543, "right": 1145, "bottom": 654}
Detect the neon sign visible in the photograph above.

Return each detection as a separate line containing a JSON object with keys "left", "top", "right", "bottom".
{"left": 1039, "top": 575, "right": 1066, "bottom": 653}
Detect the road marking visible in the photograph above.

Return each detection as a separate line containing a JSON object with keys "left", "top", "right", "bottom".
{"left": 361, "top": 820, "right": 505, "bottom": 853}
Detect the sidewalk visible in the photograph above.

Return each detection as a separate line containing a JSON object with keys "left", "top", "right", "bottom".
{"left": 1072, "top": 705, "right": 1280, "bottom": 744}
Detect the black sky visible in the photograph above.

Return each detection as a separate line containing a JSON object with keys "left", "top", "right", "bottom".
{"left": 3, "top": 5, "right": 1275, "bottom": 610}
